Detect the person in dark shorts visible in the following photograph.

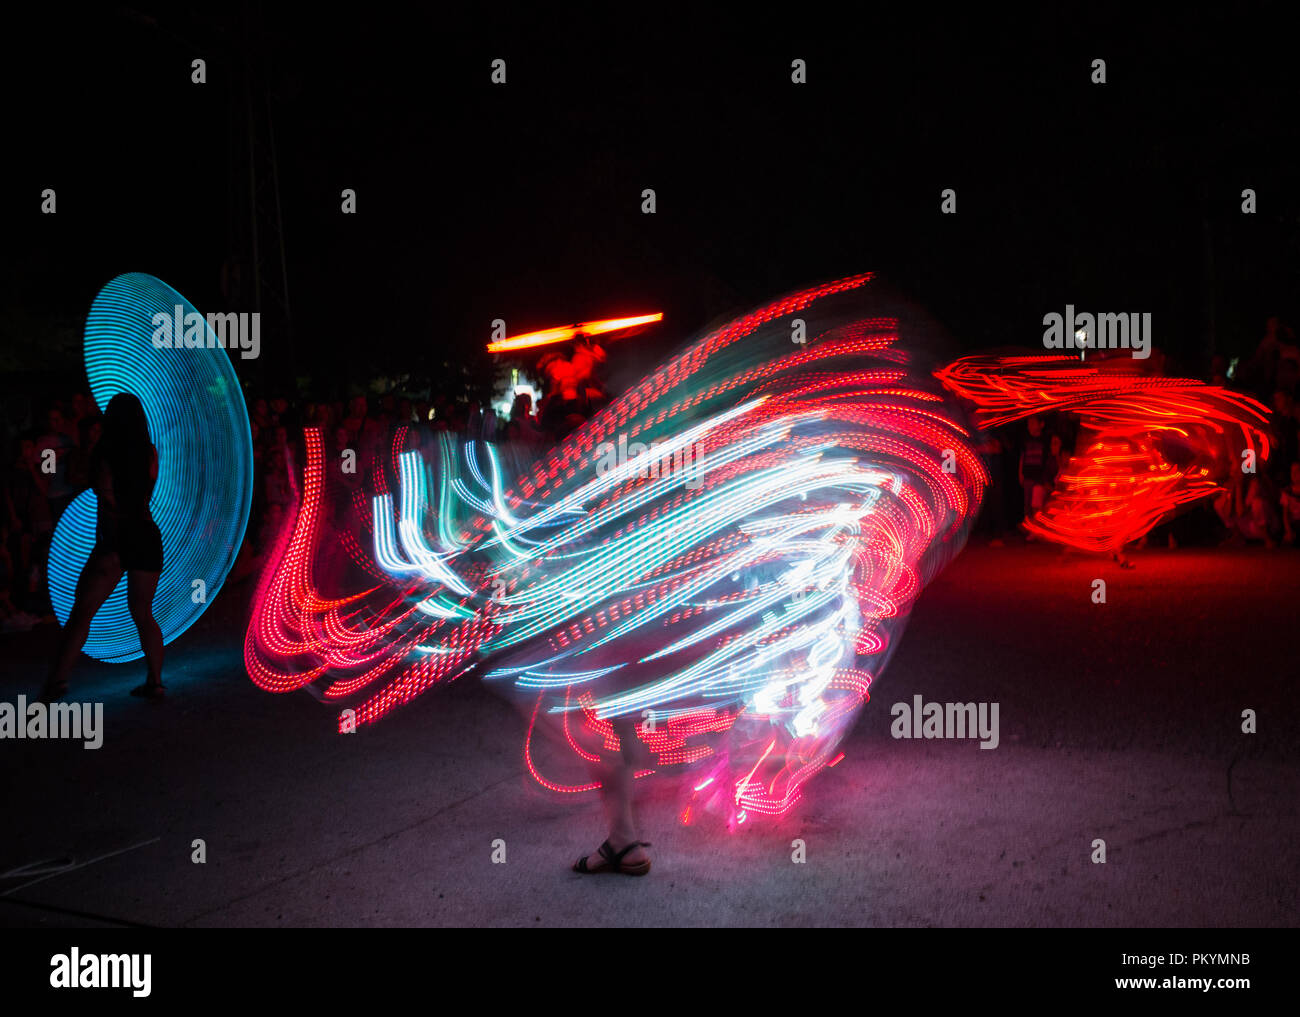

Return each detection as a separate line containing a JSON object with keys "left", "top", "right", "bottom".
{"left": 41, "top": 392, "right": 166, "bottom": 701}
{"left": 1019, "top": 415, "right": 1049, "bottom": 525}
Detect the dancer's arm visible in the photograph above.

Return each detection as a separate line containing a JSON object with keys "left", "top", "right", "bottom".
{"left": 94, "top": 457, "right": 116, "bottom": 508}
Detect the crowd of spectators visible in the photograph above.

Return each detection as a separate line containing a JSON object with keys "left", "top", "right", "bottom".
{"left": 0, "top": 341, "right": 613, "bottom": 632}
{"left": 4, "top": 321, "right": 1298, "bottom": 632}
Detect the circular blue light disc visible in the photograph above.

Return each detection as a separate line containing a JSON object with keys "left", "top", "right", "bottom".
{"left": 48, "top": 273, "right": 255, "bottom": 662}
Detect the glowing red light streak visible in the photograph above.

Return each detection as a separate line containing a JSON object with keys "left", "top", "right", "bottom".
{"left": 936, "top": 353, "right": 1272, "bottom": 553}
{"left": 486, "top": 313, "right": 664, "bottom": 353}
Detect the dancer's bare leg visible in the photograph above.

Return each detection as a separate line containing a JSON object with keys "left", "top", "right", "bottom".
{"left": 575, "top": 717, "right": 649, "bottom": 871}
{"left": 44, "top": 552, "right": 122, "bottom": 698}
{"left": 601, "top": 758, "right": 646, "bottom": 854}
{"left": 127, "top": 570, "right": 163, "bottom": 686}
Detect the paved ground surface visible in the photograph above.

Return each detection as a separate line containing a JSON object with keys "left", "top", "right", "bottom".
{"left": 1, "top": 542, "right": 1296, "bottom": 927}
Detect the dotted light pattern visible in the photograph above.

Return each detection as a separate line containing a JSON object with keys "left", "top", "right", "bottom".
{"left": 246, "top": 274, "right": 987, "bottom": 824}
{"left": 49, "top": 273, "right": 254, "bottom": 662}
{"left": 936, "top": 353, "right": 1273, "bottom": 553}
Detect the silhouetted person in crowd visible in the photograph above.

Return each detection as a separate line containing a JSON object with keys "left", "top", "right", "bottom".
{"left": 1271, "top": 390, "right": 1298, "bottom": 484}
{"left": 37, "top": 407, "right": 77, "bottom": 523}
{"left": 1216, "top": 473, "right": 1279, "bottom": 548}
{"left": 505, "top": 392, "right": 543, "bottom": 446}
{"left": 1280, "top": 461, "right": 1300, "bottom": 545}
{"left": 1018, "top": 416, "right": 1049, "bottom": 531}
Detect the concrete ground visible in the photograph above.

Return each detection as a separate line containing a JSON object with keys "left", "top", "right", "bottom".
{"left": 1, "top": 542, "right": 1296, "bottom": 927}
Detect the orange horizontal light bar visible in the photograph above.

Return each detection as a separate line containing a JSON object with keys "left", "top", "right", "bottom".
{"left": 487, "top": 312, "right": 663, "bottom": 353}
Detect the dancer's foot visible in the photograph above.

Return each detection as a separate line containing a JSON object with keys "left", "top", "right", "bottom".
{"left": 38, "top": 679, "right": 68, "bottom": 705}
{"left": 130, "top": 681, "right": 166, "bottom": 700}
{"left": 573, "top": 838, "right": 651, "bottom": 876}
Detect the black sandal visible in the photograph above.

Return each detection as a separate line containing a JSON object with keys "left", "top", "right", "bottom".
{"left": 573, "top": 839, "right": 652, "bottom": 876}
{"left": 130, "top": 682, "right": 166, "bottom": 700}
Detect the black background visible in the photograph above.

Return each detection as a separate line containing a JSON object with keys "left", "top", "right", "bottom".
{"left": 5, "top": 4, "right": 1298, "bottom": 396}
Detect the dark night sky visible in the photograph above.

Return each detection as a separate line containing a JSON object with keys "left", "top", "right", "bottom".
{"left": 5, "top": 4, "right": 1298, "bottom": 398}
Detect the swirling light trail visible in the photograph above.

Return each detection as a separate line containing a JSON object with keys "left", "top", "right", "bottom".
{"left": 247, "top": 274, "right": 985, "bottom": 823}
{"left": 936, "top": 353, "right": 1271, "bottom": 553}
